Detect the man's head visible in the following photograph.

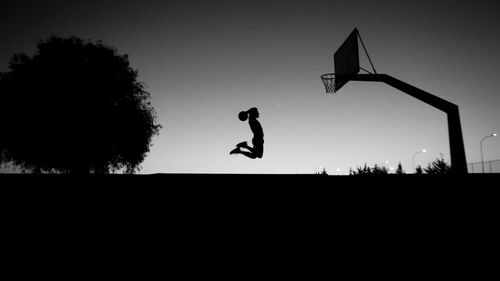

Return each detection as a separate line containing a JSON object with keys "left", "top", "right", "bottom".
{"left": 247, "top": 107, "right": 259, "bottom": 118}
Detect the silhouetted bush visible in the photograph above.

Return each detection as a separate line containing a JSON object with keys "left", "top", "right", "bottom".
{"left": 424, "top": 157, "right": 451, "bottom": 174}
{"left": 415, "top": 165, "right": 423, "bottom": 175}
{"left": 315, "top": 168, "right": 328, "bottom": 175}
{"left": 395, "top": 162, "right": 405, "bottom": 174}
{"left": 372, "top": 165, "right": 389, "bottom": 175}
{"left": 350, "top": 164, "right": 369, "bottom": 175}
{"left": 350, "top": 164, "right": 388, "bottom": 175}
{"left": 0, "top": 36, "right": 161, "bottom": 174}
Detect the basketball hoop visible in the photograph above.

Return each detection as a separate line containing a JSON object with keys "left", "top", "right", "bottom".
{"left": 320, "top": 73, "right": 336, "bottom": 93}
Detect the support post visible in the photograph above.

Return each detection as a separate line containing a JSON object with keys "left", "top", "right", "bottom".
{"left": 349, "top": 74, "right": 468, "bottom": 174}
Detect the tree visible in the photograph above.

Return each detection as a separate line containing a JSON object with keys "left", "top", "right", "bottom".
{"left": 424, "top": 157, "right": 451, "bottom": 175}
{"left": 352, "top": 164, "right": 372, "bottom": 175}
{"left": 315, "top": 167, "right": 328, "bottom": 175}
{"left": 0, "top": 36, "right": 161, "bottom": 174}
{"left": 371, "top": 164, "right": 389, "bottom": 175}
{"left": 415, "top": 165, "right": 423, "bottom": 175}
{"left": 395, "top": 162, "right": 405, "bottom": 174}
{"left": 350, "top": 164, "right": 388, "bottom": 175}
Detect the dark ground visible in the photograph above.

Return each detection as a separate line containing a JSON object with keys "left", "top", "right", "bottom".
{"left": 4, "top": 173, "right": 497, "bottom": 228}
{"left": 2, "top": 172, "right": 498, "bottom": 186}
{"left": 2, "top": 173, "right": 498, "bottom": 276}
{"left": 2, "top": 173, "right": 498, "bottom": 207}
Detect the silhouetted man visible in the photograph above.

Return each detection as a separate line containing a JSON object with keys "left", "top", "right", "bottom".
{"left": 230, "top": 107, "right": 264, "bottom": 159}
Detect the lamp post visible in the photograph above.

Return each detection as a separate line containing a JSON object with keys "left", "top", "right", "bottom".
{"left": 481, "top": 133, "right": 497, "bottom": 173}
{"left": 412, "top": 149, "right": 426, "bottom": 173}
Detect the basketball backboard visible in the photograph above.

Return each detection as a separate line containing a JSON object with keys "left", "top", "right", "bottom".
{"left": 334, "top": 28, "right": 360, "bottom": 92}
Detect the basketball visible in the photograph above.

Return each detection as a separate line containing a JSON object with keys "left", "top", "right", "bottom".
{"left": 238, "top": 111, "right": 248, "bottom": 121}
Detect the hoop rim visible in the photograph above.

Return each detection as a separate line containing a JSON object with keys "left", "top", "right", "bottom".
{"left": 320, "top": 73, "right": 336, "bottom": 79}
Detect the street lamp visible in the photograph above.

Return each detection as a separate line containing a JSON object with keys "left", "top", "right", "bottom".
{"left": 481, "top": 133, "right": 497, "bottom": 173}
{"left": 412, "top": 149, "right": 426, "bottom": 173}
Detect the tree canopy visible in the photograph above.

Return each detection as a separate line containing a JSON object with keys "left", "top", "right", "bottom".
{"left": 0, "top": 36, "right": 161, "bottom": 173}
{"left": 424, "top": 157, "right": 451, "bottom": 175}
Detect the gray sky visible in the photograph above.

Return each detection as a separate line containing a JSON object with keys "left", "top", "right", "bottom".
{"left": 1, "top": 0, "right": 499, "bottom": 174}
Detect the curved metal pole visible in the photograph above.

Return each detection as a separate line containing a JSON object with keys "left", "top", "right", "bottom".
{"left": 349, "top": 74, "right": 468, "bottom": 174}
{"left": 412, "top": 150, "right": 426, "bottom": 173}
{"left": 481, "top": 134, "right": 497, "bottom": 173}
{"left": 412, "top": 152, "right": 419, "bottom": 173}
{"left": 481, "top": 137, "right": 485, "bottom": 173}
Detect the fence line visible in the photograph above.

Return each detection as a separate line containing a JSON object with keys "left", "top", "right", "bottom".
{"left": 467, "top": 159, "right": 500, "bottom": 173}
